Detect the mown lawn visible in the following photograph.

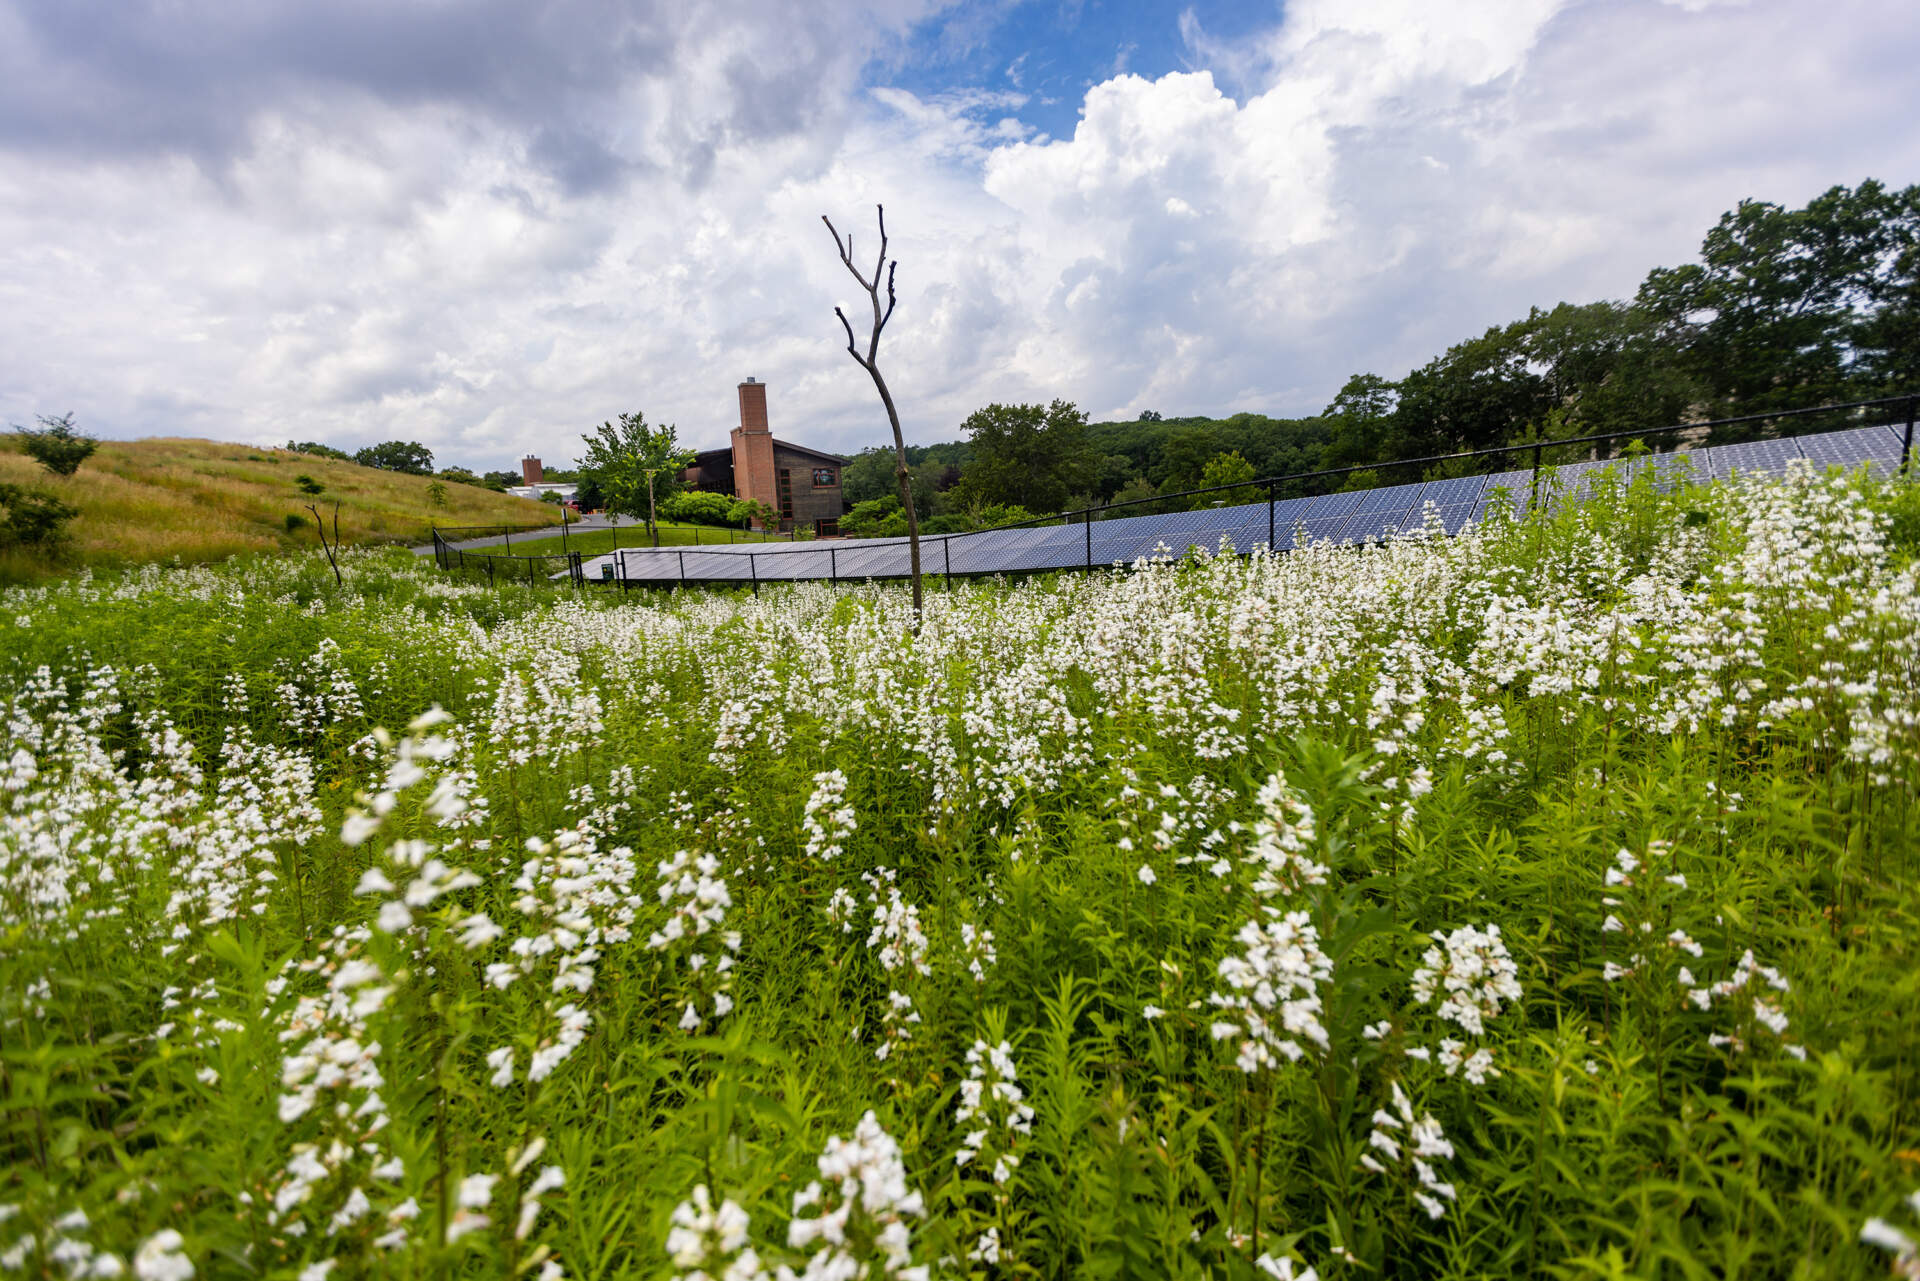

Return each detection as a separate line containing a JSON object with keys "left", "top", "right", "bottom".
{"left": 499, "top": 521, "right": 793, "bottom": 558}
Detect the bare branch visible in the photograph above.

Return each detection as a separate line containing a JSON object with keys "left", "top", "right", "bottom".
{"left": 879, "top": 260, "right": 897, "bottom": 335}
{"left": 873, "top": 204, "right": 888, "bottom": 288}
{"left": 822, "top": 215, "right": 872, "bottom": 290}
{"left": 833, "top": 306, "right": 866, "bottom": 367}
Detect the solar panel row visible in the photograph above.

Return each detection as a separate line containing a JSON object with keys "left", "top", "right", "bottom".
{"left": 571, "top": 424, "right": 1908, "bottom": 585}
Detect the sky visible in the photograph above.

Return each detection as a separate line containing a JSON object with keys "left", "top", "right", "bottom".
{"left": 1, "top": 0, "right": 1917, "bottom": 472}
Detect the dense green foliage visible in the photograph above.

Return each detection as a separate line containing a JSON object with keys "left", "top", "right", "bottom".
{"left": 660, "top": 490, "right": 740, "bottom": 527}
{"left": 948, "top": 401, "right": 1094, "bottom": 514}
{"left": 353, "top": 441, "right": 437, "bottom": 475}
{"left": 0, "top": 482, "right": 78, "bottom": 548}
{"left": 286, "top": 440, "right": 353, "bottom": 462}
{"left": 3, "top": 461, "right": 1920, "bottom": 1278}
{"left": 12, "top": 413, "right": 98, "bottom": 478}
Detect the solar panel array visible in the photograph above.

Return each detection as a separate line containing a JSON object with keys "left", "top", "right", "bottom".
{"left": 578, "top": 423, "right": 1911, "bottom": 586}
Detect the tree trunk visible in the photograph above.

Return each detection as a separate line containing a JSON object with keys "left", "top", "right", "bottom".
{"left": 647, "top": 473, "right": 659, "bottom": 548}
{"left": 867, "top": 366, "right": 923, "bottom": 618}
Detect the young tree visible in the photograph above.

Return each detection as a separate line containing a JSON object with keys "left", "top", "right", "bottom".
{"left": 1196, "top": 450, "right": 1261, "bottom": 508}
{"left": 578, "top": 412, "right": 695, "bottom": 548}
{"left": 823, "top": 204, "right": 923, "bottom": 619}
{"left": 13, "top": 412, "right": 97, "bottom": 477}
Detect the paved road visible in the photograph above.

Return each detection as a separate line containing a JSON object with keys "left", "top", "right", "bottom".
{"left": 410, "top": 514, "right": 619, "bottom": 556}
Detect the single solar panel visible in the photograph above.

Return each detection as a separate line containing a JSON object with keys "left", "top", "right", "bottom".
{"left": 1796, "top": 425, "right": 1903, "bottom": 469}
{"left": 1411, "top": 475, "right": 1490, "bottom": 509}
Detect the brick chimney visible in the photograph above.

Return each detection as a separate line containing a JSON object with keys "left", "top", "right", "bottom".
{"left": 730, "top": 377, "right": 777, "bottom": 524}
{"left": 521, "top": 455, "right": 543, "bottom": 486}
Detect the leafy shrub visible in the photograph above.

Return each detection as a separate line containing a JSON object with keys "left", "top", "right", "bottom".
{"left": 13, "top": 412, "right": 97, "bottom": 477}
{"left": 661, "top": 490, "right": 738, "bottom": 527}
{"left": 295, "top": 475, "right": 325, "bottom": 495}
{"left": 0, "top": 482, "right": 79, "bottom": 548}
{"left": 840, "top": 495, "right": 903, "bottom": 537}
{"left": 967, "top": 502, "right": 1037, "bottom": 529}
{"left": 284, "top": 512, "right": 307, "bottom": 532}
{"left": 286, "top": 440, "right": 351, "bottom": 461}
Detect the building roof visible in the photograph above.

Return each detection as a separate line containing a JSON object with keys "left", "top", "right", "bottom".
{"left": 771, "top": 438, "right": 849, "bottom": 465}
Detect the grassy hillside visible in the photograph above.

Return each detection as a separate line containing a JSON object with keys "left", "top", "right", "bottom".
{"left": 0, "top": 436, "right": 560, "bottom": 584}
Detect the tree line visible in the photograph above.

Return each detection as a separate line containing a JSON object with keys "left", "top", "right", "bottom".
{"left": 838, "top": 178, "right": 1920, "bottom": 528}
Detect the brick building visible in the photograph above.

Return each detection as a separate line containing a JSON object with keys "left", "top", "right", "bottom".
{"left": 684, "top": 378, "right": 849, "bottom": 534}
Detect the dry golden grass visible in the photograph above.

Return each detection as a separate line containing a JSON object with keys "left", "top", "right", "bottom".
{"left": 0, "top": 437, "right": 560, "bottom": 585}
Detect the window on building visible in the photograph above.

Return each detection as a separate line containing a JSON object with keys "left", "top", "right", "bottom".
{"left": 816, "top": 518, "right": 839, "bottom": 537}
{"left": 812, "top": 467, "right": 838, "bottom": 487}
{"left": 777, "top": 469, "right": 793, "bottom": 520}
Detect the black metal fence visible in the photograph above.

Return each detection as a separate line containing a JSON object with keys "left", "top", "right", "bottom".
{"left": 437, "top": 543, "right": 585, "bottom": 588}
{"left": 431, "top": 392, "right": 1918, "bottom": 594}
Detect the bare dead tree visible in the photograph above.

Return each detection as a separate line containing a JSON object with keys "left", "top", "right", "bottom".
{"left": 306, "top": 501, "right": 343, "bottom": 587}
{"left": 823, "top": 204, "right": 923, "bottom": 620}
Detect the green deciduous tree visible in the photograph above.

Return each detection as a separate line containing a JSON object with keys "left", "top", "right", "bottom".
{"left": 353, "top": 441, "right": 435, "bottom": 474}
{"left": 1637, "top": 179, "right": 1920, "bottom": 419}
{"left": 578, "top": 412, "right": 696, "bottom": 547}
{"left": 952, "top": 400, "right": 1094, "bottom": 514}
{"left": 13, "top": 413, "right": 97, "bottom": 477}
{"left": 1196, "top": 450, "right": 1260, "bottom": 508}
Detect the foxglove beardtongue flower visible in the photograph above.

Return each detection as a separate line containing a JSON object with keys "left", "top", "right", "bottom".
{"left": 666, "top": 1185, "right": 762, "bottom": 1281}
{"left": 1410, "top": 924, "right": 1522, "bottom": 1036}
{"left": 786, "top": 1112, "right": 928, "bottom": 1281}
{"left": 133, "top": 1229, "right": 193, "bottom": 1280}
{"left": 958, "top": 922, "right": 997, "bottom": 982}
{"left": 647, "top": 848, "right": 741, "bottom": 1031}
{"left": 1358, "top": 1081, "right": 1459, "bottom": 1220}
{"left": 1240, "top": 771, "right": 1326, "bottom": 896}
{"left": 800, "top": 769, "right": 856, "bottom": 861}
{"left": 1208, "top": 909, "right": 1333, "bottom": 1071}
{"left": 952, "top": 1040, "right": 1036, "bottom": 1187}
{"left": 1860, "top": 1192, "right": 1920, "bottom": 1279}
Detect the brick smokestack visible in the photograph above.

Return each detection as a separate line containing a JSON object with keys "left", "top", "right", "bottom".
{"left": 738, "top": 377, "right": 769, "bottom": 435}
{"left": 521, "top": 455, "right": 543, "bottom": 485}
{"left": 731, "top": 377, "right": 777, "bottom": 526}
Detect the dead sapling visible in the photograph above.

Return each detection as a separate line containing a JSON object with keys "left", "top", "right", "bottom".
{"left": 306, "top": 501, "right": 344, "bottom": 587}
{"left": 823, "top": 203, "right": 924, "bottom": 622}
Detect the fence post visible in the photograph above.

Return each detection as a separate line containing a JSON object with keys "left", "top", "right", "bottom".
{"left": 504, "top": 528, "right": 512, "bottom": 552}
{"left": 529, "top": 558, "right": 536, "bottom": 588}
{"left": 830, "top": 547, "right": 837, "bottom": 583}
{"left": 1084, "top": 510, "right": 1092, "bottom": 572}
{"left": 1904, "top": 396, "right": 1916, "bottom": 477}
{"left": 750, "top": 554, "right": 759, "bottom": 597}
{"left": 678, "top": 549, "right": 686, "bottom": 589}
{"left": 561, "top": 509, "right": 569, "bottom": 553}
{"left": 1267, "top": 478, "right": 1276, "bottom": 552}
{"left": 1529, "top": 440, "right": 1544, "bottom": 512}
{"left": 487, "top": 556, "right": 495, "bottom": 589}
{"left": 943, "top": 537, "right": 951, "bottom": 587}
{"left": 618, "top": 549, "right": 629, "bottom": 594}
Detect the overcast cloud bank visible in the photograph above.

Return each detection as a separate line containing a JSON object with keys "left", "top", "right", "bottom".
{"left": 1, "top": 0, "right": 1916, "bottom": 469}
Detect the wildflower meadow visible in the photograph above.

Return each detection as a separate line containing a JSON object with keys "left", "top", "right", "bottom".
{"left": 4, "top": 461, "right": 1920, "bottom": 1280}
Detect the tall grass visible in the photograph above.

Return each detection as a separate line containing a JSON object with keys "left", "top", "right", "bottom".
{"left": 0, "top": 437, "right": 559, "bottom": 584}
{"left": 2, "top": 461, "right": 1919, "bottom": 1278}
